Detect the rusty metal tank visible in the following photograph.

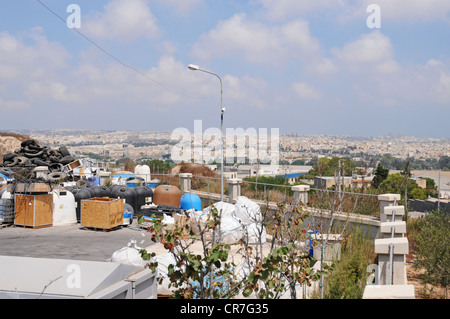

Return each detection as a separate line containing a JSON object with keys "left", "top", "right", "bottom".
{"left": 153, "top": 185, "right": 181, "bottom": 207}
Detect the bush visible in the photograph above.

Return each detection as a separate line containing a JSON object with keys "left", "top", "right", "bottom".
{"left": 323, "top": 230, "right": 375, "bottom": 299}
{"left": 412, "top": 211, "right": 449, "bottom": 297}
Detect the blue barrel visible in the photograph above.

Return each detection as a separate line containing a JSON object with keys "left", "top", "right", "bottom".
{"left": 180, "top": 193, "right": 202, "bottom": 211}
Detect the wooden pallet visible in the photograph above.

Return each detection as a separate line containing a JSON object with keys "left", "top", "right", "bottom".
{"left": 80, "top": 225, "right": 123, "bottom": 232}
{"left": 13, "top": 223, "right": 52, "bottom": 229}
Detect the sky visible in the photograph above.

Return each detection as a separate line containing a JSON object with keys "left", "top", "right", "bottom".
{"left": 0, "top": 0, "right": 449, "bottom": 138}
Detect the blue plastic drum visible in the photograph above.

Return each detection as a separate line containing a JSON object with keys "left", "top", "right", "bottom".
{"left": 180, "top": 193, "right": 202, "bottom": 211}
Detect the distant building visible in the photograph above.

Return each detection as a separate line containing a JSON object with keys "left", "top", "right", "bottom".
{"left": 314, "top": 176, "right": 353, "bottom": 189}
{"left": 352, "top": 175, "right": 374, "bottom": 189}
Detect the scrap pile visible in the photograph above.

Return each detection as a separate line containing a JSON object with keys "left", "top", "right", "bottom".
{"left": 0, "top": 140, "right": 80, "bottom": 182}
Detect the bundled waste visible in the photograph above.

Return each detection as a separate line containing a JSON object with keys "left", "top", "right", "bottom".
{"left": 0, "top": 139, "right": 78, "bottom": 182}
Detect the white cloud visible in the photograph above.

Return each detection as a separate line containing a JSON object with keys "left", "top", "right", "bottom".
{"left": 0, "top": 98, "right": 31, "bottom": 111}
{"left": 256, "top": 0, "right": 450, "bottom": 23}
{"left": 191, "top": 14, "right": 321, "bottom": 66}
{"left": 330, "top": 30, "right": 399, "bottom": 74}
{"left": 359, "top": 0, "right": 450, "bottom": 22}
{"left": 156, "top": 0, "right": 204, "bottom": 14}
{"left": 256, "top": 0, "right": 341, "bottom": 21}
{"left": 83, "top": 0, "right": 159, "bottom": 42}
{"left": 292, "top": 82, "right": 321, "bottom": 100}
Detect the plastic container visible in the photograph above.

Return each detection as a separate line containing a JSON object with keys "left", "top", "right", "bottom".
{"left": 134, "top": 186, "right": 153, "bottom": 212}
{"left": 0, "top": 190, "right": 14, "bottom": 224}
{"left": 180, "top": 193, "right": 202, "bottom": 211}
{"left": 74, "top": 187, "right": 95, "bottom": 222}
{"left": 134, "top": 165, "right": 151, "bottom": 183}
{"left": 126, "top": 177, "right": 145, "bottom": 188}
{"left": 89, "top": 185, "right": 111, "bottom": 198}
{"left": 122, "top": 203, "right": 134, "bottom": 225}
{"left": 52, "top": 189, "right": 77, "bottom": 226}
{"left": 153, "top": 185, "right": 181, "bottom": 207}
{"left": 112, "top": 186, "right": 138, "bottom": 213}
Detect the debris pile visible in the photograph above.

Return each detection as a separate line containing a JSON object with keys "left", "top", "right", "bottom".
{"left": 0, "top": 140, "right": 79, "bottom": 182}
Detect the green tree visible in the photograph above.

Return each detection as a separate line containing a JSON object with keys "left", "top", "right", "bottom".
{"left": 379, "top": 173, "right": 419, "bottom": 198}
{"left": 412, "top": 211, "right": 450, "bottom": 298}
{"left": 410, "top": 187, "right": 427, "bottom": 200}
{"left": 371, "top": 163, "right": 389, "bottom": 189}
{"left": 439, "top": 156, "right": 450, "bottom": 170}
{"left": 308, "top": 157, "right": 355, "bottom": 177}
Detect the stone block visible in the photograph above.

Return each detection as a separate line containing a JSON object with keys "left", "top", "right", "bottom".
{"left": 380, "top": 221, "right": 407, "bottom": 238}
{"left": 374, "top": 237, "right": 409, "bottom": 255}
{"left": 363, "top": 285, "right": 415, "bottom": 299}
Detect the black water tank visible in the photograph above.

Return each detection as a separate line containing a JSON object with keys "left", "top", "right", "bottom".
{"left": 134, "top": 185, "right": 153, "bottom": 213}
{"left": 109, "top": 184, "right": 122, "bottom": 196}
{"left": 74, "top": 187, "right": 94, "bottom": 222}
{"left": 89, "top": 185, "right": 111, "bottom": 198}
{"left": 112, "top": 186, "right": 137, "bottom": 213}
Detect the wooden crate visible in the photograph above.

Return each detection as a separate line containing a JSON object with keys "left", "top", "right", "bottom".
{"left": 81, "top": 197, "right": 123, "bottom": 230}
{"left": 8, "top": 183, "right": 51, "bottom": 194}
{"left": 14, "top": 194, "right": 53, "bottom": 229}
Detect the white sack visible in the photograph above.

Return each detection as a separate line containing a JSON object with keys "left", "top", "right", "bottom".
{"left": 219, "top": 215, "right": 243, "bottom": 245}
{"left": 245, "top": 222, "right": 267, "bottom": 245}
{"left": 235, "top": 196, "right": 262, "bottom": 226}
{"left": 203, "top": 201, "right": 236, "bottom": 218}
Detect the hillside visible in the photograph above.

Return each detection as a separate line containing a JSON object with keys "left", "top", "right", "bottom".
{"left": 0, "top": 133, "right": 36, "bottom": 164}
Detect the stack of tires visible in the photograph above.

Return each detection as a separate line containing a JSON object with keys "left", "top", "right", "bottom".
{"left": 1, "top": 140, "right": 77, "bottom": 182}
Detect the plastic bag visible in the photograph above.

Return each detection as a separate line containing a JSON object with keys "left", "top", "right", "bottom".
{"left": 111, "top": 239, "right": 147, "bottom": 267}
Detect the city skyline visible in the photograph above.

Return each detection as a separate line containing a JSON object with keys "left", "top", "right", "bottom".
{"left": 0, "top": 1, "right": 449, "bottom": 138}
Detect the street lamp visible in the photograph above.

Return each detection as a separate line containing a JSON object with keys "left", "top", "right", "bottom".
{"left": 188, "top": 64, "right": 225, "bottom": 202}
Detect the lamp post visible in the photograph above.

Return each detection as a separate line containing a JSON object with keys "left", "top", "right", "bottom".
{"left": 188, "top": 64, "right": 225, "bottom": 202}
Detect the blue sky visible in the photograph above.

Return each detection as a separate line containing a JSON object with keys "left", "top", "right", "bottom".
{"left": 0, "top": 0, "right": 449, "bottom": 138}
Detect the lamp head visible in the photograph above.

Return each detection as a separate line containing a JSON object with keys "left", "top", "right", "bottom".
{"left": 188, "top": 64, "right": 200, "bottom": 71}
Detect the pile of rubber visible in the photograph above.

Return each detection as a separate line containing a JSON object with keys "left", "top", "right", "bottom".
{"left": 1, "top": 140, "right": 76, "bottom": 180}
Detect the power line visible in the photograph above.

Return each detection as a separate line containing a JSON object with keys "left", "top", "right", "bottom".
{"left": 34, "top": 0, "right": 195, "bottom": 99}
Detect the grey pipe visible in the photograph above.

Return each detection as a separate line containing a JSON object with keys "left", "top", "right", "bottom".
{"left": 389, "top": 243, "right": 394, "bottom": 285}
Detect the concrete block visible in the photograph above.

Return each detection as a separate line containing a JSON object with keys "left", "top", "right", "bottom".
{"left": 384, "top": 205, "right": 405, "bottom": 217}
{"left": 377, "top": 194, "right": 401, "bottom": 202}
{"left": 227, "top": 178, "right": 243, "bottom": 203}
{"left": 382, "top": 205, "right": 405, "bottom": 222}
{"left": 374, "top": 237, "right": 409, "bottom": 255}
{"left": 363, "top": 285, "right": 415, "bottom": 299}
{"left": 378, "top": 254, "right": 407, "bottom": 285}
{"left": 380, "top": 221, "right": 407, "bottom": 238}
{"left": 292, "top": 185, "right": 310, "bottom": 206}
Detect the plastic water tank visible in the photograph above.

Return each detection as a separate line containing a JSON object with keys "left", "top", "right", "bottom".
{"left": 153, "top": 185, "right": 181, "bottom": 207}
{"left": 52, "top": 189, "right": 77, "bottom": 226}
{"left": 89, "top": 185, "right": 111, "bottom": 198}
{"left": 126, "top": 177, "right": 145, "bottom": 188}
{"left": 180, "top": 193, "right": 202, "bottom": 211}
{"left": 74, "top": 187, "right": 94, "bottom": 222}
{"left": 112, "top": 186, "right": 138, "bottom": 213}
{"left": 134, "top": 186, "right": 153, "bottom": 212}
{"left": 122, "top": 203, "right": 134, "bottom": 225}
{"left": 134, "top": 165, "right": 151, "bottom": 183}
